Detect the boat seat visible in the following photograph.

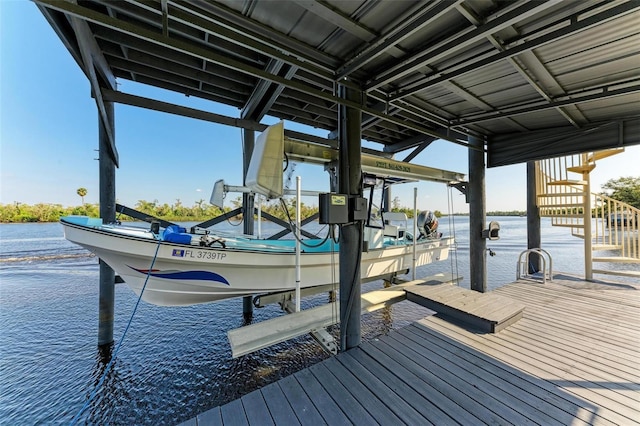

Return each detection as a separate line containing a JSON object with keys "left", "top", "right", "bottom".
{"left": 383, "top": 212, "right": 408, "bottom": 240}
{"left": 383, "top": 224, "right": 402, "bottom": 239}
{"left": 384, "top": 212, "right": 408, "bottom": 222}
{"left": 162, "top": 225, "right": 192, "bottom": 244}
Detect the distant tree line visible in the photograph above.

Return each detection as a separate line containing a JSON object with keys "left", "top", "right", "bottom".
{"left": 0, "top": 202, "right": 100, "bottom": 223}
{"left": 0, "top": 197, "right": 431, "bottom": 223}
{"left": 2, "top": 176, "right": 636, "bottom": 223}
{"left": 0, "top": 197, "right": 321, "bottom": 223}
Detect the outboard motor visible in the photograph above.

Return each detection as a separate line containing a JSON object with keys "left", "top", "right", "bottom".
{"left": 417, "top": 210, "right": 439, "bottom": 239}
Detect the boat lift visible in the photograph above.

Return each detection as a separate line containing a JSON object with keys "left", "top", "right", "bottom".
{"left": 215, "top": 122, "right": 466, "bottom": 356}
{"left": 227, "top": 273, "right": 461, "bottom": 358}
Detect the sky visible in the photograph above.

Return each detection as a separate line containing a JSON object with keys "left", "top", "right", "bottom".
{"left": 1, "top": 1, "right": 638, "bottom": 214}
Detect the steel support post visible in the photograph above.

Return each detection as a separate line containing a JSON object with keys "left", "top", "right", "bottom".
{"left": 583, "top": 164, "right": 593, "bottom": 280}
{"left": 468, "top": 136, "right": 487, "bottom": 292}
{"left": 98, "top": 101, "right": 116, "bottom": 346}
{"left": 242, "top": 128, "right": 255, "bottom": 317}
{"left": 526, "top": 161, "right": 541, "bottom": 273}
{"left": 338, "top": 84, "right": 363, "bottom": 351}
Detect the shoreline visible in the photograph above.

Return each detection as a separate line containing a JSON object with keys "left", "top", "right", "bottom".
{"left": 0, "top": 211, "right": 527, "bottom": 224}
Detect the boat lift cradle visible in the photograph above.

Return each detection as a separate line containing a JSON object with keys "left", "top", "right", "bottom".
{"left": 227, "top": 274, "right": 461, "bottom": 358}
{"left": 222, "top": 122, "right": 466, "bottom": 356}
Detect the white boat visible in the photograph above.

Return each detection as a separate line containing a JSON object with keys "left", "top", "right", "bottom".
{"left": 61, "top": 214, "right": 453, "bottom": 306}
{"left": 61, "top": 122, "right": 465, "bottom": 307}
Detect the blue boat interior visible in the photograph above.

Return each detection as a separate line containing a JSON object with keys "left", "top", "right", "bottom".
{"left": 61, "top": 216, "right": 413, "bottom": 253}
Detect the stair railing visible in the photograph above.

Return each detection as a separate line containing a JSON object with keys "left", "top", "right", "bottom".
{"left": 535, "top": 149, "right": 639, "bottom": 279}
{"left": 592, "top": 193, "right": 640, "bottom": 261}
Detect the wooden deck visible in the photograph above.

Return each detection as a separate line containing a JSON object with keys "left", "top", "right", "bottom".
{"left": 180, "top": 275, "right": 640, "bottom": 425}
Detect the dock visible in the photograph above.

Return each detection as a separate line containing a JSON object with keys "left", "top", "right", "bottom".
{"left": 180, "top": 275, "right": 640, "bottom": 425}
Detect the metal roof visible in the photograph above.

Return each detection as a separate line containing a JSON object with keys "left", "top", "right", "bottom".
{"left": 35, "top": 0, "right": 640, "bottom": 166}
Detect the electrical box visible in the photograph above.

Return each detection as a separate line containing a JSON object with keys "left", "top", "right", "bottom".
{"left": 350, "top": 197, "right": 368, "bottom": 221}
{"left": 319, "top": 193, "right": 348, "bottom": 224}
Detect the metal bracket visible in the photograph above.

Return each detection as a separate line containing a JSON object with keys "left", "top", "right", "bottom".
{"left": 449, "top": 181, "right": 469, "bottom": 203}
{"left": 310, "top": 328, "right": 338, "bottom": 355}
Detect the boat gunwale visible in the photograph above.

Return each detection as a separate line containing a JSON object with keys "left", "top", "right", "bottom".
{"left": 60, "top": 218, "right": 451, "bottom": 257}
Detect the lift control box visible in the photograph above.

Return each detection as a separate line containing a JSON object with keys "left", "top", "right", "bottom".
{"left": 319, "top": 193, "right": 348, "bottom": 224}
{"left": 350, "top": 197, "right": 368, "bottom": 221}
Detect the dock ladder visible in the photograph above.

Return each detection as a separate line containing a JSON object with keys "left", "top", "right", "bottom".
{"left": 517, "top": 248, "right": 553, "bottom": 284}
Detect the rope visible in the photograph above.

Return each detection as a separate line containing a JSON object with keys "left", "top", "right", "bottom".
{"left": 115, "top": 204, "right": 125, "bottom": 223}
{"left": 70, "top": 238, "right": 162, "bottom": 425}
{"left": 226, "top": 216, "right": 243, "bottom": 227}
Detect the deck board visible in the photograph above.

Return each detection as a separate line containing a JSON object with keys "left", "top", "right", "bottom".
{"left": 276, "top": 375, "right": 324, "bottom": 426}
{"left": 321, "top": 357, "right": 404, "bottom": 425}
{"left": 335, "top": 352, "right": 428, "bottom": 425}
{"left": 346, "top": 348, "right": 448, "bottom": 425}
{"left": 400, "top": 323, "right": 619, "bottom": 426}
{"left": 396, "top": 326, "right": 588, "bottom": 425}
{"left": 495, "top": 290, "right": 640, "bottom": 353}
{"left": 195, "top": 277, "right": 640, "bottom": 426}
{"left": 259, "top": 382, "right": 300, "bottom": 425}
{"left": 195, "top": 407, "right": 222, "bottom": 426}
{"left": 504, "top": 313, "right": 639, "bottom": 367}
{"left": 240, "top": 391, "right": 273, "bottom": 426}
{"left": 219, "top": 399, "right": 248, "bottom": 426}
{"left": 308, "top": 363, "right": 378, "bottom": 426}
{"left": 292, "top": 369, "right": 350, "bottom": 426}
{"left": 363, "top": 340, "right": 502, "bottom": 423}
{"left": 503, "top": 306, "right": 640, "bottom": 352}
{"left": 496, "top": 285, "right": 639, "bottom": 323}
{"left": 356, "top": 342, "right": 481, "bottom": 424}
{"left": 369, "top": 338, "right": 538, "bottom": 425}
{"left": 420, "top": 314, "right": 637, "bottom": 425}
{"left": 505, "top": 321, "right": 640, "bottom": 382}
{"left": 384, "top": 331, "right": 561, "bottom": 425}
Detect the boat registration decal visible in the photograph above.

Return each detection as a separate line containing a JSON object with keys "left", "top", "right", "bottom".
{"left": 170, "top": 248, "right": 226, "bottom": 260}
{"left": 128, "top": 266, "right": 230, "bottom": 285}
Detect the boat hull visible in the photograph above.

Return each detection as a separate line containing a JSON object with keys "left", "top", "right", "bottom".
{"left": 61, "top": 219, "right": 452, "bottom": 306}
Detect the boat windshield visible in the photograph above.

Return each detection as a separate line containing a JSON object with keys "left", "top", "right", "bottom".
{"left": 364, "top": 175, "right": 385, "bottom": 229}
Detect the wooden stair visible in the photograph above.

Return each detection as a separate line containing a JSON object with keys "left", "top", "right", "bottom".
{"left": 536, "top": 149, "right": 639, "bottom": 279}
{"left": 588, "top": 147, "right": 625, "bottom": 162}
{"left": 592, "top": 269, "right": 640, "bottom": 278}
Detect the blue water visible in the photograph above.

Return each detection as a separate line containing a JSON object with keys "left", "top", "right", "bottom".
{"left": 0, "top": 218, "right": 635, "bottom": 424}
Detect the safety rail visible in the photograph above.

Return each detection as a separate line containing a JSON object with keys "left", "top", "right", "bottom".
{"left": 536, "top": 155, "right": 588, "bottom": 215}
{"left": 592, "top": 193, "right": 640, "bottom": 262}
{"left": 517, "top": 248, "right": 553, "bottom": 284}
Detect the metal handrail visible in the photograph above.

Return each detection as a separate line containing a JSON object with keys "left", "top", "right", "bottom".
{"left": 517, "top": 248, "right": 553, "bottom": 284}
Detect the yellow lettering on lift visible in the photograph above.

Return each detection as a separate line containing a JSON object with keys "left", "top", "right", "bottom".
{"left": 375, "top": 161, "right": 411, "bottom": 172}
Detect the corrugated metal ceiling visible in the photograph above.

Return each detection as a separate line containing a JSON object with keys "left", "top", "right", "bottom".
{"left": 35, "top": 0, "right": 640, "bottom": 164}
